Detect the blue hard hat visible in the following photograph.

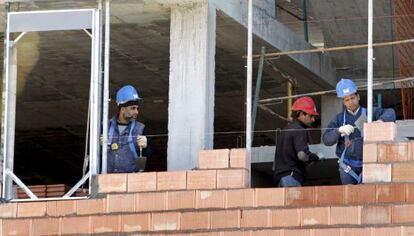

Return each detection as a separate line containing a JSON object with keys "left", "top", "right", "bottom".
{"left": 116, "top": 85, "right": 142, "bottom": 106}
{"left": 336, "top": 78, "right": 358, "bottom": 98}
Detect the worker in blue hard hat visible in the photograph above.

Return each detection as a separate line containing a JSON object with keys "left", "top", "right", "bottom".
{"left": 106, "top": 85, "right": 151, "bottom": 173}
{"left": 322, "top": 78, "right": 396, "bottom": 185}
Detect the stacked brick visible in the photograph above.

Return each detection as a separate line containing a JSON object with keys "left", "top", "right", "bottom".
{"left": 363, "top": 122, "right": 414, "bottom": 183}
{"left": 3, "top": 143, "right": 414, "bottom": 235}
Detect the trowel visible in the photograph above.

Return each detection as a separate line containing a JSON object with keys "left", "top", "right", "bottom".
{"left": 354, "top": 111, "right": 367, "bottom": 135}
{"left": 136, "top": 146, "right": 147, "bottom": 172}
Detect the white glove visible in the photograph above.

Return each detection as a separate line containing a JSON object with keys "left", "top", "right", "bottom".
{"left": 338, "top": 124, "right": 354, "bottom": 137}
{"left": 137, "top": 135, "right": 148, "bottom": 149}
{"left": 316, "top": 152, "right": 326, "bottom": 160}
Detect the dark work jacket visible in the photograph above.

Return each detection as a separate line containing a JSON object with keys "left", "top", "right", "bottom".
{"left": 322, "top": 107, "right": 396, "bottom": 167}
{"left": 273, "top": 120, "right": 314, "bottom": 185}
{"left": 107, "top": 116, "right": 151, "bottom": 173}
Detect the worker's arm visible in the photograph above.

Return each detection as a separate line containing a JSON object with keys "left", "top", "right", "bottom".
{"left": 322, "top": 116, "right": 342, "bottom": 146}
{"left": 294, "top": 130, "right": 319, "bottom": 162}
{"left": 374, "top": 107, "right": 396, "bottom": 122}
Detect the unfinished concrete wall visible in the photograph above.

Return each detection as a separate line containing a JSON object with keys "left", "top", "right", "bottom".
{"left": 168, "top": 1, "right": 216, "bottom": 171}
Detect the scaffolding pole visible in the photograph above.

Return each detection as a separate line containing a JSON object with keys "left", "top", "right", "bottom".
{"left": 367, "top": 0, "right": 374, "bottom": 122}
{"left": 101, "top": 0, "right": 110, "bottom": 173}
{"left": 246, "top": 0, "right": 253, "bottom": 150}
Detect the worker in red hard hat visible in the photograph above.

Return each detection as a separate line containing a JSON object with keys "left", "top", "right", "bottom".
{"left": 273, "top": 96, "right": 321, "bottom": 187}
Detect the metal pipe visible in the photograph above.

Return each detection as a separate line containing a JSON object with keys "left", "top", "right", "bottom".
{"left": 246, "top": 0, "right": 253, "bottom": 150}
{"left": 252, "top": 47, "right": 265, "bottom": 133}
{"left": 367, "top": 0, "right": 373, "bottom": 122}
{"left": 101, "top": 0, "right": 110, "bottom": 173}
{"left": 302, "top": 0, "right": 309, "bottom": 42}
{"left": 287, "top": 81, "right": 293, "bottom": 121}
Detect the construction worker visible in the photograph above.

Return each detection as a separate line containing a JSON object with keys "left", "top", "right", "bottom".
{"left": 323, "top": 78, "right": 395, "bottom": 185}
{"left": 274, "top": 96, "right": 321, "bottom": 187}
{"left": 107, "top": 85, "right": 151, "bottom": 173}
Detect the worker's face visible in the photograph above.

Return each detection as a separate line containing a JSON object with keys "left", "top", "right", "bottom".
{"left": 298, "top": 112, "right": 315, "bottom": 127}
{"left": 121, "top": 105, "right": 139, "bottom": 121}
{"left": 343, "top": 93, "right": 360, "bottom": 112}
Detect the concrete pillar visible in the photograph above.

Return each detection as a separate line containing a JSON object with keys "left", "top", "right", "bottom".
{"left": 321, "top": 95, "right": 343, "bottom": 132}
{"left": 168, "top": 1, "right": 216, "bottom": 171}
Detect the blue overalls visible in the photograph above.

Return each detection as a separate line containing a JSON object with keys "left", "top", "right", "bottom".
{"left": 107, "top": 116, "right": 145, "bottom": 173}
{"left": 338, "top": 108, "right": 366, "bottom": 184}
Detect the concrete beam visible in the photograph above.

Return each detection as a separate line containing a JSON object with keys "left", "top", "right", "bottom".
{"left": 167, "top": 0, "right": 215, "bottom": 170}
{"left": 215, "top": 0, "right": 337, "bottom": 88}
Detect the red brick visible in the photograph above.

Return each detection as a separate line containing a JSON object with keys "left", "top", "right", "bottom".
{"left": 383, "top": 142, "right": 408, "bottom": 162}
{"left": 157, "top": 171, "right": 187, "bottom": 190}
{"left": 376, "top": 184, "right": 405, "bottom": 203}
{"left": 192, "top": 232, "right": 222, "bottom": 236}
{"left": 77, "top": 198, "right": 106, "bottom": 215}
{"left": 229, "top": 148, "right": 250, "bottom": 169}
{"left": 198, "top": 149, "right": 229, "bottom": 169}
{"left": 96, "top": 173, "right": 127, "bottom": 193}
{"left": 250, "top": 229, "right": 281, "bottom": 236}
{"left": 341, "top": 228, "right": 372, "bottom": 236}
{"left": 315, "top": 185, "right": 345, "bottom": 205}
{"left": 364, "top": 122, "right": 396, "bottom": 142}
{"left": 61, "top": 216, "right": 90, "bottom": 234}
{"left": 285, "top": 186, "right": 315, "bottom": 206}
{"left": 392, "top": 204, "right": 414, "bottom": 223}
{"left": 226, "top": 189, "right": 255, "bottom": 208}
{"left": 363, "top": 143, "right": 378, "bottom": 163}
{"left": 32, "top": 218, "right": 60, "bottom": 236}
{"left": 271, "top": 208, "right": 300, "bottom": 227}
{"left": 121, "top": 213, "right": 151, "bottom": 232}
{"left": 393, "top": 163, "right": 414, "bottom": 182}
{"left": 403, "top": 226, "right": 414, "bottom": 236}
{"left": 283, "top": 229, "right": 310, "bottom": 236}
{"left": 2, "top": 219, "right": 30, "bottom": 236}
{"left": 361, "top": 205, "right": 391, "bottom": 224}
{"left": 181, "top": 212, "right": 210, "bottom": 230}
{"left": 90, "top": 215, "right": 120, "bottom": 233}
{"left": 255, "top": 188, "right": 284, "bottom": 207}
{"left": 136, "top": 192, "right": 167, "bottom": 212}
{"left": 0, "top": 203, "right": 17, "bottom": 218}
{"left": 373, "top": 227, "right": 402, "bottom": 236}
{"left": 107, "top": 193, "right": 135, "bottom": 213}
{"left": 210, "top": 210, "right": 240, "bottom": 229}
{"left": 196, "top": 190, "right": 226, "bottom": 209}
{"left": 406, "top": 183, "right": 414, "bottom": 202}
{"left": 187, "top": 170, "right": 217, "bottom": 189}
{"left": 311, "top": 228, "right": 341, "bottom": 236}
{"left": 377, "top": 143, "right": 388, "bottom": 162}
{"left": 217, "top": 169, "right": 249, "bottom": 189}
{"left": 301, "top": 207, "right": 329, "bottom": 226}
{"left": 363, "top": 163, "right": 391, "bottom": 183}
{"left": 408, "top": 141, "right": 414, "bottom": 161}
{"left": 54, "top": 200, "right": 76, "bottom": 216}
{"left": 17, "top": 201, "right": 46, "bottom": 217}
{"left": 240, "top": 209, "right": 270, "bottom": 228}
{"left": 127, "top": 172, "right": 157, "bottom": 192}
{"left": 152, "top": 212, "right": 180, "bottom": 231}
{"left": 345, "top": 184, "right": 376, "bottom": 204}
{"left": 330, "top": 206, "right": 361, "bottom": 225}
{"left": 168, "top": 190, "right": 195, "bottom": 210}
{"left": 221, "top": 231, "right": 251, "bottom": 236}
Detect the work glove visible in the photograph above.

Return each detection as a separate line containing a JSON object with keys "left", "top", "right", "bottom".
{"left": 316, "top": 152, "right": 326, "bottom": 160}
{"left": 137, "top": 135, "right": 148, "bottom": 149}
{"left": 338, "top": 124, "right": 354, "bottom": 137}
{"left": 308, "top": 153, "right": 319, "bottom": 162}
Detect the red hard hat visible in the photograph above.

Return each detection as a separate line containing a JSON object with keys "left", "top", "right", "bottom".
{"left": 292, "top": 96, "right": 319, "bottom": 116}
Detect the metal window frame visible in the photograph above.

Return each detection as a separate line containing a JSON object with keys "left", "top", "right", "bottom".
{"left": 1, "top": 8, "right": 102, "bottom": 200}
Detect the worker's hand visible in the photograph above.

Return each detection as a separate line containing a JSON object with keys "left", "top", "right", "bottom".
{"left": 373, "top": 119, "right": 384, "bottom": 123}
{"left": 338, "top": 124, "right": 354, "bottom": 137}
{"left": 316, "top": 152, "right": 326, "bottom": 160}
{"left": 137, "top": 135, "right": 148, "bottom": 149}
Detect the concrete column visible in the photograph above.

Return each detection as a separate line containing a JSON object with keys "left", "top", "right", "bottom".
{"left": 321, "top": 95, "right": 343, "bottom": 132}
{"left": 168, "top": 1, "right": 216, "bottom": 171}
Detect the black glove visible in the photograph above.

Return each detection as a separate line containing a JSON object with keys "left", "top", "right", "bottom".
{"left": 308, "top": 153, "right": 319, "bottom": 162}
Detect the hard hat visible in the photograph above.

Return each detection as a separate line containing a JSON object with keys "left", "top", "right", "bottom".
{"left": 292, "top": 96, "right": 319, "bottom": 116}
{"left": 116, "top": 85, "right": 142, "bottom": 106}
{"left": 336, "top": 78, "right": 357, "bottom": 98}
